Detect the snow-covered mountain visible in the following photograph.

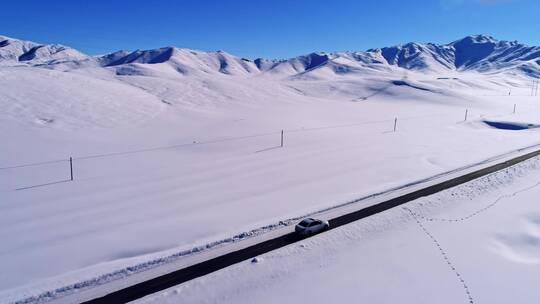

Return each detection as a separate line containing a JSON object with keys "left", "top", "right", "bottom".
{"left": 260, "top": 34, "right": 540, "bottom": 77}
{"left": 98, "top": 47, "right": 259, "bottom": 76}
{"left": 2, "top": 34, "right": 540, "bottom": 77}
{"left": 0, "top": 35, "right": 90, "bottom": 66}
{"left": 374, "top": 35, "right": 540, "bottom": 75}
{"left": 5, "top": 33, "right": 540, "bottom": 304}
{"left": 3, "top": 33, "right": 539, "bottom": 130}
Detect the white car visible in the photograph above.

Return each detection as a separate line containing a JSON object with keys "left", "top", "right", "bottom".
{"left": 295, "top": 218, "right": 330, "bottom": 236}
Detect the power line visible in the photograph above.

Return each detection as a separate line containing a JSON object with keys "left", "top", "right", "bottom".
{"left": 0, "top": 108, "right": 527, "bottom": 171}
{"left": 0, "top": 158, "right": 69, "bottom": 170}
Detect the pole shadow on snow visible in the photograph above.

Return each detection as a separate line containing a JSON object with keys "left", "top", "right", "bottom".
{"left": 254, "top": 146, "right": 282, "bottom": 153}
{"left": 15, "top": 179, "right": 72, "bottom": 191}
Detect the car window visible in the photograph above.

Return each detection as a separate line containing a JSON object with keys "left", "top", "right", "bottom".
{"left": 309, "top": 221, "right": 319, "bottom": 227}
{"left": 299, "top": 219, "right": 311, "bottom": 226}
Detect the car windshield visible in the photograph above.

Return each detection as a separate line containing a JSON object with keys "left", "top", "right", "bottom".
{"left": 298, "top": 219, "right": 312, "bottom": 226}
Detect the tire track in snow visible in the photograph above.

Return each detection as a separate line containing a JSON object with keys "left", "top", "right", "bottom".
{"left": 404, "top": 207, "right": 475, "bottom": 304}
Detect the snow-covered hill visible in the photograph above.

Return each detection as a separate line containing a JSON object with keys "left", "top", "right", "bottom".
{"left": 0, "top": 35, "right": 90, "bottom": 66}
{"left": 374, "top": 35, "right": 540, "bottom": 76}
{"left": 2, "top": 34, "right": 540, "bottom": 77}
{"left": 104, "top": 34, "right": 537, "bottom": 78}
{"left": 2, "top": 34, "right": 539, "bottom": 130}
{"left": 3, "top": 34, "right": 540, "bottom": 304}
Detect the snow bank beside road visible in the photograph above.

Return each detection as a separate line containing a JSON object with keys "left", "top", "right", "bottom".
{"left": 135, "top": 156, "right": 540, "bottom": 304}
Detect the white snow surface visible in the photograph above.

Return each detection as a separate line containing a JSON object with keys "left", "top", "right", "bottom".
{"left": 2, "top": 34, "right": 540, "bottom": 303}
{"left": 135, "top": 155, "right": 540, "bottom": 304}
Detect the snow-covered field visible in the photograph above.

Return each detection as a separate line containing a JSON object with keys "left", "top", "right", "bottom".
{"left": 1, "top": 34, "right": 540, "bottom": 303}
{"left": 135, "top": 154, "right": 540, "bottom": 304}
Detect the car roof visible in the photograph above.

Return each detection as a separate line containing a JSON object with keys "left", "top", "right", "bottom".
{"left": 301, "top": 218, "right": 316, "bottom": 223}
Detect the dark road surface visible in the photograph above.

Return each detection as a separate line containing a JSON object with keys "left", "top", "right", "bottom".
{"left": 83, "top": 148, "right": 540, "bottom": 304}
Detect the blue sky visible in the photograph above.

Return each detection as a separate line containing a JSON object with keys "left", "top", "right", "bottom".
{"left": 1, "top": 0, "right": 538, "bottom": 59}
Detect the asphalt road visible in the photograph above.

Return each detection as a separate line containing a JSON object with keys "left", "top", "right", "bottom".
{"left": 83, "top": 148, "right": 540, "bottom": 304}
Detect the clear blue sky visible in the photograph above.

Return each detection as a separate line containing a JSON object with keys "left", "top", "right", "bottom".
{"left": 2, "top": 0, "right": 538, "bottom": 59}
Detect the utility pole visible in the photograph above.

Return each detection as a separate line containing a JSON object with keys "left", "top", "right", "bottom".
{"left": 464, "top": 109, "right": 468, "bottom": 121}
{"left": 69, "top": 157, "right": 73, "bottom": 181}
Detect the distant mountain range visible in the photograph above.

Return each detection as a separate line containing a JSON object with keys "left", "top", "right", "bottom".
{"left": 1, "top": 34, "right": 539, "bottom": 78}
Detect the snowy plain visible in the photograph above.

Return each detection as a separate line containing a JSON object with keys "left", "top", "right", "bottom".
{"left": 135, "top": 155, "right": 540, "bottom": 304}
{"left": 1, "top": 34, "right": 540, "bottom": 303}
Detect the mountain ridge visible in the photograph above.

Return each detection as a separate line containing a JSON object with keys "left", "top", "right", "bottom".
{"left": 1, "top": 34, "right": 539, "bottom": 78}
